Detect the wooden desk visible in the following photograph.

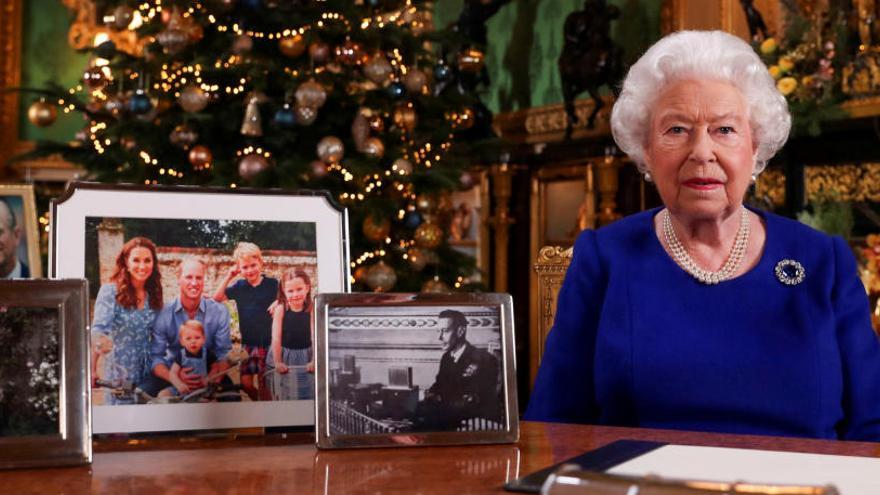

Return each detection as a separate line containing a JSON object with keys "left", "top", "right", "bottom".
{"left": 3, "top": 422, "right": 880, "bottom": 494}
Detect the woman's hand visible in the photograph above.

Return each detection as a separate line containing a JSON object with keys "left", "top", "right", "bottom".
{"left": 306, "top": 361, "right": 315, "bottom": 373}
{"left": 92, "top": 334, "right": 112, "bottom": 355}
{"left": 276, "top": 362, "right": 290, "bottom": 374}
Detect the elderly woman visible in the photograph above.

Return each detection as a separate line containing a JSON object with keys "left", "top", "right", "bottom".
{"left": 91, "top": 236, "right": 164, "bottom": 405}
{"left": 525, "top": 30, "right": 880, "bottom": 441}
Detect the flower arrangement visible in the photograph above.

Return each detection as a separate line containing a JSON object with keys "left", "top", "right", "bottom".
{"left": 754, "top": 3, "right": 848, "bottom": 135}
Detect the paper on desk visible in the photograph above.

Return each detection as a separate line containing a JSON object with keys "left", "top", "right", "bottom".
{"left": 606, "top": 445, "right": 880, "bottom": 494}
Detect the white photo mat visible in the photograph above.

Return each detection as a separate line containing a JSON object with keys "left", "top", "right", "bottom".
{"left": 51, "top": 183, "right": 349, "bottom": 434}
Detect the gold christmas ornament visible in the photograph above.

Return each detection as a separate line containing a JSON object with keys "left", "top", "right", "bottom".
{"left": 238, "top": 153, "right": 271, "bottom": 180}
{"left": 421, "top": 276, "right": 451, "bottom": 293}
{"left": 169, "top": 124, "right": 198, "bottom": 149}
{"left": 316, "top": 136, "right": 345, "bottom": 163}
{"left": 120, "top": 135, "right": 137, "bottom": 151}
{"left": 392, "top": 158, "right": 413, "bottom": 175}
{"left": 406, "top": 247, "right": 427, "bottom": 271}
{"left": 457, "top": 48, "right": 486, "bottom": 73}
{"left": 363, "top": 53, "right": 393, "bottom": 84}
{"left": 295, "top": 105, "right": 318, "bottom": 125}
{"left": 414, "top": 220, "right": 443, "bottom": 248}
{"left": 188, "top": 145, "right": 213, "bottom": 170}
{"left": 366, "top": 260, "right": 397, "bottom": 292}
{"left": 240, "top": 95, "right": 263, "bottom": 137}
{"left": 363, "top": 137, "right": 385, "bottom": 159}
{"left": 362, "top": 215, "right": 391, "bottom": 242}
{"left": 105, "top": 94, "right": 126, "bottom": 116}
{"left": 392, "top": 104, "right": 417, "bottom": 133}
{"left": 83, "top": 66, "right": 110, "bottom": 90}
{"left": 27, "top": 99, "right": 57, "bottom": 127}
{"left": 278, "top": 34, "right": 306, "bottom": 58}
{"left": 178, "top": 85, "right": 209, "bottom": 112}
{"left": 295, "top": 79, "right": 327, "bottom": 109}
{"left": 403, "top": 68, "right": 428, "bottom": 93}
{"left": 309, "top": 42, "right": 331, "bottom": 64}
{"left": 157, "top": 7, "right": 189, "bottom": 55}
{"left": 353, "top": 265, "right": 369, "bottom": 284}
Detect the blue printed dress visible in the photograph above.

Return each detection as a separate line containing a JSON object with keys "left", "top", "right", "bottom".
{"left": 92, "top": 284, "right": 159, "bottom": 405}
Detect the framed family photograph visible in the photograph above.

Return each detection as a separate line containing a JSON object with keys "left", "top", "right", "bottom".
{"left": 51, "top": 182, "right": 349, "bottom": 434}
{"left": 0, "top": 279, "right": 90, "bottom": 469}
{"left": 0, "top": 184, "right": 42, "bottom": 279}
{"left": 315, "top": 292, "right": 518, "bottom": 449}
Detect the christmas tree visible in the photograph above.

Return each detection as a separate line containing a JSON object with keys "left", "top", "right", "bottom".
{"left": 19, "top": 0, "right": 498, "bottom": 292}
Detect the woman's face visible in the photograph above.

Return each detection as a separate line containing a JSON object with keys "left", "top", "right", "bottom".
{"left": 644, "top": 79, "right": 755, "bottom": 222}
{"left": 126, "top": 246, "right": 154, "bottom": 285}
{"left": 284, "top": 276, "right": 309, "bottom": 310}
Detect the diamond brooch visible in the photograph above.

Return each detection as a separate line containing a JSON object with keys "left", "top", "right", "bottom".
{"left": 775, "top": 259, "right": 805, "bottom": 286}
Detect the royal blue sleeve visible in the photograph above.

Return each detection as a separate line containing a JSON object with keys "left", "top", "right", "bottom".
{"left": 524, "top": 229, "right": 607, "bottom": 423}
{"left": 832, "top": 236, "right": 880, "bottom": 441}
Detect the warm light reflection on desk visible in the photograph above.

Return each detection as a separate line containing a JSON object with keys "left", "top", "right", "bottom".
{"left": 314, "top": 444, "right": 520, "bottom": 494}
{"left": 3, "top": 423, "right": 880, "bottom": 494}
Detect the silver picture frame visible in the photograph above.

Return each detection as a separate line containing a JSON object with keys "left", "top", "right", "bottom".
{"left": 315, "top": 292, "right": 518, "bottom": 449}
{"left": 0, "top": 279, "right": 91, "bottom": 469}
{"left": 51, "top": 182, "right": 350, "bottom": 434}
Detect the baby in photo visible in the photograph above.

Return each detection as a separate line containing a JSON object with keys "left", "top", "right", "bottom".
{"left": 161, "top": 320, "right": 208, "bottom": 397}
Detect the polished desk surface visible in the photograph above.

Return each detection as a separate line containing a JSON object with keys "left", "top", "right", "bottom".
{"left": 4, "top": 422, "right": 880, "bottom": 494}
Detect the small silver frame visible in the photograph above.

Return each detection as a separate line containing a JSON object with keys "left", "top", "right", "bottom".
{"left": 315, "top": 292, "right": 519, "bottom": 449}
{"left": 0, "top": 279, "right": 91, "bottom": 469}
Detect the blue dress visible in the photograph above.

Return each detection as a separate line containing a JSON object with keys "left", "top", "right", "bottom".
{"left": 92, "top": 284, "right": 159, "bottom": 405}
{"left": 525, "top": 208, "right": 880, "bottom": 441}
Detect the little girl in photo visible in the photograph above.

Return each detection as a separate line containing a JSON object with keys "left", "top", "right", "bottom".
{"left": 267, "top": 267, "right": 315, "bottom": 400}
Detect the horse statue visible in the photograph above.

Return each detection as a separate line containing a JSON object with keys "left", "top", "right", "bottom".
{"left": 559, "top": 0, "right": 623, "bottom": 139}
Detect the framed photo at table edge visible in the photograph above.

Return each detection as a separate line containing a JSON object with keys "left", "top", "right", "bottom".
{"left": 0, "top": 279, "right": 91, "bottom": 469}
{"left": 315, "top": 292, "right": 519, "bottom": 449}
{"left": 0, "top": 183, "right": 43, "bottom": 279}
{"left": 51, "top": 182, "right": 350, "bottom": 434}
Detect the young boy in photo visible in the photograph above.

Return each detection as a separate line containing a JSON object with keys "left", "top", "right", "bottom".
{"left": 213, "top": 242, "right": 279, "bottom": 401}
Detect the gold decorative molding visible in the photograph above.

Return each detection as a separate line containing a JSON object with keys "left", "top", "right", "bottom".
{"left": 64, "top": 0, "right": 145, "bottom": 56}
{"left": 754, "top": 168, "right": 785, "bottom": 206}
{"left": 0, "top": 0, "right": 23, "bottom": 178}
{"left": 805, "top": 163, "right": 880, "bottom": 202}
{"left": 493, "top": 97, "right": 612, "bottom": 144}
{"left": 840, "top": 96, "right": 880, "bottom": 118}
{"left": 530, "top": 245, "right": 573, "bottom": 388}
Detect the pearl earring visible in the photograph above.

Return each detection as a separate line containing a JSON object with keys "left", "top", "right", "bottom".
{"left": 644, "top": 171, "right": 653, "bottom": 183}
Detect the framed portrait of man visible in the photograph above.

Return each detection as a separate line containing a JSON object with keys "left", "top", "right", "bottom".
{"left": 314, "top": 292, "right": 518, "bottom": 449}
{"left": 51, "top": 182, "right": 350, "bottom": 434}
{"left": 0, "top": 184, "right": 41, "bottom": 279}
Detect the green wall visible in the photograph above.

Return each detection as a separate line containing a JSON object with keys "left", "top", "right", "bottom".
{"left": 435, "top": 0, "right": 662, "bottom": 114}
{"left": 18, "top": 0, "right": 88, "bottom": 142}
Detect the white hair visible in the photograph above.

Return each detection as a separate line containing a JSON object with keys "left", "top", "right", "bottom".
{"left": 610, "top": 30, "right": 790, "bottom": 174}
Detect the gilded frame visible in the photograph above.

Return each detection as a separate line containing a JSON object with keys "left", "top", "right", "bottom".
{"left": 0, "top": 279, "right": 91, "bottom": 469}
{"left": 0, "top": 183, "right": 43, "bottom": 278}
{"left": 315, "top": 292, "right": 518, "bottom": 449}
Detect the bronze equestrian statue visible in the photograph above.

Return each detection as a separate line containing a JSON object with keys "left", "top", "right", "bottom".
{"left": 559, "top": 0, "right": 623, "bottom": 138}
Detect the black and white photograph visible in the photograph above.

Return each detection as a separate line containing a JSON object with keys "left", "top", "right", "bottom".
{"left": 0, "top": 280, "right": 90, "bottom": 469}
{"left": 52, "top": 182, "right": 349, "bottom": 434}
{"left": 315, "top": 293, "right": 518, "bottom": 449}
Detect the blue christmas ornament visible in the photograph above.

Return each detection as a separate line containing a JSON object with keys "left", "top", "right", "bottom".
{"left": 386, "top": 82, "right": 406, "bottom": 99}
{"left": 128, "top": 90, "right": 153, "bottom": 115}
{"left": 433, "top": 62, "right": 451, "bottom": 82}
{"left": 403, "top": 211, "right": 422, "bottom": 229}
{"left": 273, "top": 104, "right": 297, "bottom": 128}
{"left": 241, "top": 0, "right": 262, "bottom": 9}
{"left": 366, "top": 0, "right": 382, "bottom": 6}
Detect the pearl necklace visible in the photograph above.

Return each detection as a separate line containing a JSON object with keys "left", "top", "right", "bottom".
{"left": 662, "top": 207, "right": 750, "bottom": 285}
